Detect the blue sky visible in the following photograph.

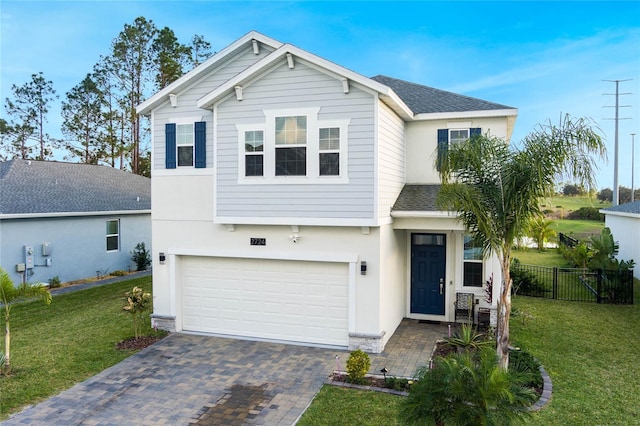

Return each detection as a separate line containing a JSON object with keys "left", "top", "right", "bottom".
{"left": 1, "top": 1, "right": 639, "bottom": 190}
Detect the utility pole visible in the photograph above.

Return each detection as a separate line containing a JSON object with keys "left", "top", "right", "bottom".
{"left": 603, "top": 79, "right": 632, "bottom": 206}
{"left": 633, "top": 133, "right": 637, "bottom": 203}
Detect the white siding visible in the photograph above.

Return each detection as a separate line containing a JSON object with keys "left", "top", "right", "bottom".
{"left": 405, "top": 117, "right": 511, "bottom": 184}
{"left": 215, "top": 60, "right": 376, "bottom": 222}
{"left": 152, "top": 45, "right": 276, "bottom": 170}
{"left": 605, "top": 214, "right": 640, "bottom": 280}
{"left": 377, "top": 100, "right": 406, "bottom": 220}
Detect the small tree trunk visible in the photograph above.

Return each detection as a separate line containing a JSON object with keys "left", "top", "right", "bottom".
{"left": 496, "top": 255, "right": 512, "bottom": 370}
{"left": 4, "top": 318, "right": 10, "bottom": 372}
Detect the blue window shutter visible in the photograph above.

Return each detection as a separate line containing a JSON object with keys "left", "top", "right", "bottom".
{"left": 437, "top": 129, "right": 448, "bottom": 171}
{"left": 470, "top": 127, "right": 482, "bottom": 136}
{"left": 165, "top": 123, "right": 176, "bottom": 169}
{"left": 194, "top": 121, "right": 206, "bottom": 168}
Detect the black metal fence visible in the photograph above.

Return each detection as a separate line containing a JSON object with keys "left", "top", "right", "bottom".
{"left": 511, "top": 263, "right": 634, "bottom": 304}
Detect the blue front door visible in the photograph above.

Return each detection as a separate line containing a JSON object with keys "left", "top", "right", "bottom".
{"left": 411, "top": 233, "right": 446, "bottom": 315}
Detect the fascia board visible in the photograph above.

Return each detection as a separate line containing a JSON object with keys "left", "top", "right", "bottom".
{"left": 197, "top": 43, "right": 414, "bottom": 120}
{"left": 137, "top": 31, "right": 283, "bottom": 115}
{"left": 600, "top": 209, "right": 640, "bottom": 219}
{"left": 390, "top": 210, "right": 456, "bottom": 218}
{"left": 413, "top": 108, "right": 519, "bottom": 121}
{"left": 0, "top": 210, "right": 151, "bottom": 220}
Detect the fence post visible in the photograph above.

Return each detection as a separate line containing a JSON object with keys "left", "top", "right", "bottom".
{"left": 596, "top": 269, "right": 602, "bottom": 304}
{"left": 553, "top": 267, "right": 558, "bottom": 300}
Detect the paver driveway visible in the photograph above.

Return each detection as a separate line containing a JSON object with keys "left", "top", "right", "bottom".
{"left": 2, "top": 320, "right": 446, "bottom": 425}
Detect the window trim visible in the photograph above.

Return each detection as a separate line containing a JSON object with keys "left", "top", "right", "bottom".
{"left": 106, "top": 219, "right": 120, "bottom": 253}
{"left": 243, "top": 129, "right": 264, "bottom": 177}
{"left": 236, "top": 108, "right": 350, "bottom": 184}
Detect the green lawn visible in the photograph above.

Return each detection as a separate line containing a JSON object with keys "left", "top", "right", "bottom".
{"left": 550, "top": 219, "right": 605, "bottom": 238}
{"left": 0, "top": 276, "right": 158, "bottom": 419}
{"left": 542, "top": 195, "right": 610, "bottom": 213}
{"left": 512, "top": 248, "right": 570, "bottom": 268}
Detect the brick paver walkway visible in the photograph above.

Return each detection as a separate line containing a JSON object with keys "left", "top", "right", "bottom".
{"left": 1, "top": 320, "right": 448, "bottom": 425}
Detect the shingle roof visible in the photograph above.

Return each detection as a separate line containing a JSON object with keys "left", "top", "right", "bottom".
{"left": 0, "top": 160, "right": 151, "bottom": 215}
{"left": 370, "top": 75, "right": 515, "bottom": 114}
{"left": 601, "top": 201, "right": 640, "bottom": 215}
{"left": 392, "top": 185, "right": 442, "bottom": 212}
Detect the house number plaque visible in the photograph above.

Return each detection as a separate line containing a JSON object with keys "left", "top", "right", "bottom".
{"left": 250, "top": 238, "right": 266, "bottom": 246}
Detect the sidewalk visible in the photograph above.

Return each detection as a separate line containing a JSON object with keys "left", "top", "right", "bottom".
{"left": 49, "top": 270, "right": 152, "bottom": 296}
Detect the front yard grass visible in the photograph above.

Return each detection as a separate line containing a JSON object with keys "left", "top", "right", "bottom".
{"left": 0, "top": 276, "right": 156, "bottom": 419}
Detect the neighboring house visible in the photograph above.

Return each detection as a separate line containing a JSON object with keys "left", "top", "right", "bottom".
{"left": 601, "top": 201, "right": 640, "bottom": 279}
{"left": 137, "top": 31, "right": 516, "bottom": 353}
{"left": 0, "top": 160, "right": 151, "bottom": 286}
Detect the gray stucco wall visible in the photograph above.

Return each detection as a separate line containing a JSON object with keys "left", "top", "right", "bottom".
{"left": 0, "top": 213, "right": 151, "bottom": 286}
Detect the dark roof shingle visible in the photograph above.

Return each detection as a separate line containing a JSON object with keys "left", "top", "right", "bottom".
{"left": 392, "top": 185, "right": 442, "bottom": 212}
{"left": 371, "top": 75, "right": 515, "bottom": 114}
{"left": 0, "top": 160, "right": 151, "bottom": 215}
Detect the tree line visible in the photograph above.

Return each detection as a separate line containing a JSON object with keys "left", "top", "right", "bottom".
{"left": 0, "top": 17, "right": 212, "bottom": 176}
{"left": 561, "top": 183, "right": 639, "bottom": 204}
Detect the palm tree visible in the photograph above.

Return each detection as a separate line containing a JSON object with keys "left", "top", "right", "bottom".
{"left": 401, "top": 347, "right": 537, "bottom": 425}
{"left": 528, "top": 216, "right": 556, "bottom": 251}
{"left": 437, "top": 114, "right": 605, "bottom": 370}
{"left": 0, "top": 267, "right": 52, "bottom": 373}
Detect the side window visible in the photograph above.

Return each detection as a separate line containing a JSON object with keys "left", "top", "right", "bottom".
{"left": 319, "top": 127, "right": 340, "bottom": 176}
{"left": 106, "top": 219, "right": 120, "bottom": 252}
{"left": 463, "top": 235, "right": 483, "bottom": 287}
{"left": 437, "top": 127, "right": 481, "bottom": 171}
{"left": 245, "top": 130, "right": 264, "bottom": 176}
{"left": 449, "top": 129, "right": 470, "bottom": 144}
{"left": 275, "top": 116, "right": 307, "bottom": 176}
{"left": 177, "top": 124, "right": 194, "bottom": 167}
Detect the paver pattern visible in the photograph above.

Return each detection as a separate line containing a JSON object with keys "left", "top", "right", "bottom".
{"left": 2, "top": 320, "right": 447, "bottom": 425}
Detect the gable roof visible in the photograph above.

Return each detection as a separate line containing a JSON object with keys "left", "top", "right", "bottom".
{"left": 0, "top": 160, "right": 150, "bottom": 217}
{"left": 138, "top": 31, "right": 516, "bottom": 123}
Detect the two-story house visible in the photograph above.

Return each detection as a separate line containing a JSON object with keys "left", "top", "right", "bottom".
{"left": 137, "top": 31, "right": 517, "bottom": 353}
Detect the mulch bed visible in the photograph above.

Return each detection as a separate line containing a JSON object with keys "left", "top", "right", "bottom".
{"left": 116, "top": 335, "right": 165, "bottom": 351}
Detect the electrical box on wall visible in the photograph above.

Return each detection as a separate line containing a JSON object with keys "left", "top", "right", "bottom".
{"left": 16, "top": 263, "right": 26, "bottom": 272}
{"left": 24, "top": 246, "right": 34, "bottom": 269}
{"left": 42, "top": 243, "right": 51, "bottom": 256}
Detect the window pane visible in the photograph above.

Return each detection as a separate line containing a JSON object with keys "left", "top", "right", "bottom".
{"left": 245, "top": 155, "right": 264, "bottom": 176}
{"left": 319, "top": 152, "right": 339, "bottom": 176}
{"left": 275, "top": 147, "right": 306, "bottom": 176}
{"left": 178, "top": 146, "right": 193, "bottom": 167}
{"left": 412, "top": 234, "right": 445, "bottom": 246}
{"left": 245, "top": 131, "right": 264, "bottom": 152}
{"left": 276, "top": 116, "right": 306, "bottom": 145}
{"left": 106, "top": 220, "right": 118, "bottom": 235}
{"left": 464, "top": 262, "right": 483, "bottom": 287}
{"left": 106, "top": 235, "right": 119, "bottom": 251}
{"left": 464, "top": 235, "right": 483, "bottom": 260}
{"left": 319, "top": 127, "right": 340, "bottom": 150}
{"left": 450, "top": 129, "right": 469, "bottom": 144}
{"left": 176, "top": 124, "right": 193, "bottom": 145}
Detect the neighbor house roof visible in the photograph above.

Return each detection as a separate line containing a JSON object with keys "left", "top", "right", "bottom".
{"left": 600, "top": 201, "right": 640, "bottom": 218}
{"left": 0, "top": 160, "right": 151, "bottom": 217}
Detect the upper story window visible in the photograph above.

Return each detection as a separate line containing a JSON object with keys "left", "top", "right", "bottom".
{"left": 449, "top": 129, "right": 470, "bottom": 145}
{"left": 245, "top": 130, "right": 264, "bottom": 177}
{"left": 165, "top": 121, "right": 207, "bottom": 169}
{"left": 106, "top": 219, "right": 120, "bottom": 252}
{"left": 177, "top": 124, "right": 194, "bottom": 167}
{"left": 236, "top": 108, "right": 349, "bottom": 184}
{"left": 437, "top": 127, "right": 481, "bottom": 171}
{"left": 463, "top": 234, "right": 483, "bottom": 287}
{"left": 275, "top": 116, "right": 307, "bottom": 176}
{"left": 319, "top": 127, "right": 340, "bottom": 176}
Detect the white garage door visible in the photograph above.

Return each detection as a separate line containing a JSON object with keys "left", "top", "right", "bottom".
{"left": 181, "top": 256, "right": 349, "bottom": 347}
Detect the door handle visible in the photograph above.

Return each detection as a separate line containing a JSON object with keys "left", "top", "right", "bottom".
{"left": 439, "top": 278, "right": 444, "bottom": 295}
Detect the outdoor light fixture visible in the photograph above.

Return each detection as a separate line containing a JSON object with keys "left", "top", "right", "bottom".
{"left": 159, "top": 252, "right": 166, "bottom": 264}
{"left": 380, "top": 367, "right": 388, "bottom": 380}
{"left": 361, "top": 261, "right": 367, "bottom": 275}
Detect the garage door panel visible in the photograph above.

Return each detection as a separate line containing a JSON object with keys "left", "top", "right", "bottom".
{"left": 181, "top": 256, "right": 349, "bottom": 347}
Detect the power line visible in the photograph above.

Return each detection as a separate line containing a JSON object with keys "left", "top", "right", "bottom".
{"left": 603, "top": 79, "right": 632, "bottom": 206}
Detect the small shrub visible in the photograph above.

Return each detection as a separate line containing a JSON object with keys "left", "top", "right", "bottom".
{"left": 510, "top": 259, "right": 548, "bottom": 295}
{"left": 48, "top": 276, "right": 61, "bottom": 288}
{"left": 509, "top": 348, "right": 543, "bottom": 389}
{"left": 346, "top": 349, "right": 370, "bottom": 385}
{"left": 111, "top": 270, "right": 128, "bottom": 276}
{"left": 123, "top": 286, "right": 152, "bottom": 338}
{"left": 384, "top": 376, "right": 411, "bottom": 391}
{"left": 130, "top": 242, "right": 151, "bottom": 272}
{"left": 444, "top": 323, "right": 493, "bottom": 353}
{"left": 568, "top": 207, "right": 604, "bottom": 221}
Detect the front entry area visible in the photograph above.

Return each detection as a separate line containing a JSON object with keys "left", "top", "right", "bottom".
{"left": 410, "top": 233, "right": 446, "bottom": 315}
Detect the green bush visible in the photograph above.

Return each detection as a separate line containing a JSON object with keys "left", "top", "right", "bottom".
{"left": 384, "top": 376, "right": 411, "bottom": 391}
{"left": 510, "top": 259, "right": 548, "bottom": 295}
{"left": 346, "top": 349, "right": 370, "bottom": 385}
{"left": 444, "top": 323, "right": 493, "bottom": 353}
{"left": 567, "top": 207, "right": 604, "bottom": 221}
{"left": 509, "top": 348, "right": 543, "bottom": 389}
{"left": 112, "top": 270, "right": 128, "bottom": 276}
{"left": 122, "top": 286, "right": 152, "bottom": 338}
{"left": 48, "top": 276, "right": 61, "bottom": 288}
{"left": 130, "top": 242, "right": 151, "bottom": 272}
